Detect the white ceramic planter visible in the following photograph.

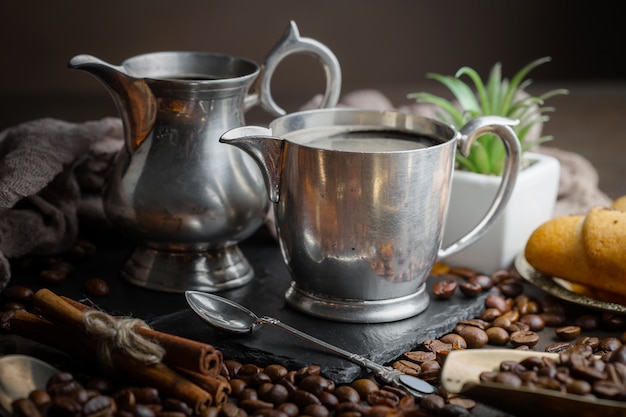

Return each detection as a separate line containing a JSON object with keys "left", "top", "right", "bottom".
{"left": 441, "top": 152, "right": 560, "bottom": 275}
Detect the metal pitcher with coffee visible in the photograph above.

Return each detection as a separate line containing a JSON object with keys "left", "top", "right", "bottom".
{"left": 220, "top": 109, "right": 521, "bottom": 322}
{"left": 69, "top": 21, "right": 341, "bottom": 293}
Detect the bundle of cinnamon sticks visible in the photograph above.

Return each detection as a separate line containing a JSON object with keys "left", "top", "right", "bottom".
{"left": 1, "top": 288, "right": 231, "bottom": 414}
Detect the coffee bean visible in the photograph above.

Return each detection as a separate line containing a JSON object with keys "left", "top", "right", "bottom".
{"left": 439, "top": 333, "right": 467, "bottom": 350}
{"left": 403, "top": 351, "right": 436, "bottom": 363}
{"left": 457, "top": 319, "right": 490, "bottom": 330}
{"left": 447, "top": 396, "right": 476, "bottom": 410}
{"left": 366, "top": 390, "right": 399, "bottom": 407}
{"left": 264, "top": 364, "right": 288, "bottom": 382}
{"left": 277, "top": 402, "right": 299, "bottom": 417}
{"left": 2, "top": 300, "right": 26, "bottom": 311}
{"left": 545, "top": 342, "right": 573, "bottom": 353}
{"left": 317, "top": 391, "right": 338, "bottom": 410}
{"left": 419, "top": 394, "right": 445, "bottom": 412}
{"left": 430, "top": 262, "right": 450, "bottom": 276}
{"left": 498, "top": 281, "right": 524, "bottom": 297}
{"left": 540, "top": 295, "right": 567, "bottom": 315}
{"left": 301, "top": 403, "right": 329, "bottom": 417}
{"left": 420, "top": 360, "right": 441, "bottom": 381}
{"left": 132, "top": 387, "right": 160, "bottom": 404}
{"left": 432, "top": 280, "right": 457, "bottom": 299}
{"left": 599, "top": 337, "right": 623, "bottom": 353}
{"left": 602, "top": 313, "right": 626, "bottom": 331}
{"left": 28, "top": 389, "right": 51, "bottom": 408}
{"left": 350, "top": 379, "right": 379, "bottom": 400}
{"left": 459, "top": 281, "right": 482, "bottom": 297}
{"left": 333, "top": 386, "right": 360, "bottom": 403}
{"left": 576, "top": 336, "right": 600, "bottom": 350}
{"left": 492, "top": 315, "right": 511, "bottom": 329}
{"left": 391, "top": 360, "right": 421, "bottom": 377}
{"left": 50, "top": 395, "right": 83, "bottom": 417}
{"left": 490, "top": 269, "right": 511, "bottom": 284}
{"left": 448, "top": 267, "right": 475, "bottom": 280}
{"left": 507, "top": 321, "right": 530, "bottom": 333}
{"left": 294, "top": 365, "right": 321, "bottom": 382}
{"left": 540, "top": 312, "right": 567, "bottom": 327}
{"left": 423, "top": 338, "right": 453, "bottom": 353}
{"left": 3, "top": 286, "right": 34, "bottom": 303}
{"left": 12, "top": 398, "right": 42, "bottom": 417}
{"left": 484, "top": 294, "right": 509, "bottom": 313}
{"left": 468, "top": 274, "right": 493, "bottom": 291}
{"left": 457, "top": 326, "right": 488, "bottom": 349}
{"left": 83, "top": 395, "right": 116, "bottom": 417}
{"left": 216, "top": 403, "right": 239, "bottom": 417}
{"left": 574, "top": 314, "right": 601, "bottom": 331}
{"left": 566, "top": 379, "right": 592, "bottom": 395}
{"left": 480, "top": 307, "right": 502, "bottom": 321}
{"left": 593, "top": 380, "right": 625, "bottom": 399}
{"left": 239, "top": 388, "right": 259, "bottom": 402}
{"left": 610, "top": 346, "right": 626, "bottom": 364}
{"left": 83, "top": 277, "right": 111, "bottom": 297}
{"left": 260, "top": 384, "right": 289, "bottom": 405}
{"left": 40, "top": 269, "right": 68, "bottom": 284}
{"left": 555, "top": 326, "right": 580, "bottom": 340}
{"left": 240, "top": 399, "right": 274, "bottom": 414}
{"left": 298, "top": 375, "right": 332, "bottom": 397}
{"left": 519, "top": 314, "right": 545, "bottom": 331}
{"left": 509, "top": 330, "right": 539, "bottom": 347}
{"left": 485, "top": 326, "right": 509, "bottom": 346}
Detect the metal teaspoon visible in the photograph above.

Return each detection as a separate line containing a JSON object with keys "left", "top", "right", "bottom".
{"left": 0, "top": 354, "right": 58, "bottom": 415}
{"left": 184, "top": 291, "right": 436, "bottom": 398}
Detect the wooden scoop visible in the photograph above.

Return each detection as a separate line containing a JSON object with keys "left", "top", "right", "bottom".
{"left": 440, "top": 349, "right": 626, "bottom": 417}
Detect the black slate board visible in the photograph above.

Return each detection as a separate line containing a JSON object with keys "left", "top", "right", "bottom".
{"left": 7, "top": 228, "right": 491, "bottom": 383}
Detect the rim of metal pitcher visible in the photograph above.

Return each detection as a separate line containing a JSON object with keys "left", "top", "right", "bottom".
{"left": 268, "top": 107, "right": 459, "bottom": 148}
{"left": 121, "top": 50, "right": 261, "bottom": 84}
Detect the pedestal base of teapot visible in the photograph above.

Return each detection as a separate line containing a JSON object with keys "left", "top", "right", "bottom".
{"left": 284, "top": 283, "right": 430, "bottom": 323}
{"left": 121, "top": 245, "right": 254, "bottom": 293}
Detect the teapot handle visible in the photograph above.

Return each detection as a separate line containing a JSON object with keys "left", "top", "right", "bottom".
{"left": 437, "top": 116, "right": 521, "bottom": 259}
{"left": 246, "top": 20, "right": 342, "bottom": 116}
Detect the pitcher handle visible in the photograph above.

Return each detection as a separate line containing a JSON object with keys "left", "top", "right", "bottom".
{"left": 246, "top": 20, "right": 342, "bottom": 116}
{"left": 438, "top": 116, "right": 521, "bottom": 259}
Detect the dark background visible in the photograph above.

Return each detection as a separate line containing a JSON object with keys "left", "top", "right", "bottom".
{"left": 1, "top": 0, "right": 625, "bottom": 199}
{"left": 0, "top": 0, "right": 622, "bottom": 128}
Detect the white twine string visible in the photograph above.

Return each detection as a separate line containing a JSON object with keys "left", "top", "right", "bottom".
{"left": 82, "top": 310, "right": 165, "bottom": 372}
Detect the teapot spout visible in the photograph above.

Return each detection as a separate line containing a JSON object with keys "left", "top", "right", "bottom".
{"left": 220, "top": 127, "right": 285, "bottom": 203}
{"left": 68, "top": 54, "right": 156, "bottom": 152}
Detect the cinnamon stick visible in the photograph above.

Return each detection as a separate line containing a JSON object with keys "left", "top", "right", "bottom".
{"left": 174, "top": 367, "right": 232, "bottom": 406}
{"left": 60, "top": 296, "right": 223, "bottom": 376}
{"left": 2, "top": 310, "right": 92, "bottom": 362}
{"left": 111, "top": 353, "right": 213, "bottom": 414}
{"left": 30, "top": 289, "right": 214, "bottom": 413}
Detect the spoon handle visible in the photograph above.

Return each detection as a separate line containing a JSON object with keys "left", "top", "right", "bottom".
{"left": 258, "top": 316, "right": 383, "bottom": 370}
{"left": 256, "top": 315, "right": 435, "bottom": 397}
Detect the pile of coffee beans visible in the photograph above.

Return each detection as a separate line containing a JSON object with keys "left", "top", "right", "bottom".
{"left": 12, "top": 371, "right": 195, "bottom": 417}
{"left": 10, "top": 362, "right": 431, "bottom": 417}
{"left": 479, "top": 344, "right": 626, "bottom": 400}
{"left": 6, "top": 259, "right": 626, "bottom": 417}
{"left": 387, "top": 264, "right": 626, "bottom": 412}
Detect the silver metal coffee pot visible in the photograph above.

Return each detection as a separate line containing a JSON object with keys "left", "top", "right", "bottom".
{"left": 69, "top": 21, "right": 341, "bottom": 293}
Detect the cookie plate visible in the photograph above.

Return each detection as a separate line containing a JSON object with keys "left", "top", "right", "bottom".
{"left": 514, "top": 252, "right": 626, "bottom": 313}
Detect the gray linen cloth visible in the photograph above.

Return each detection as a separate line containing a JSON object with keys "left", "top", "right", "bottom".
{"left": 0, "top": 117, "right": 122, "bottom": 289}
{"left": 0, "top": 91, "right": 612, "bottom": 290}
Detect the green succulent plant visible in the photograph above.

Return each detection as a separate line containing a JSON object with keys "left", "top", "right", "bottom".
{"left": 408, "top": 56, "right": 568, "bottom": 175}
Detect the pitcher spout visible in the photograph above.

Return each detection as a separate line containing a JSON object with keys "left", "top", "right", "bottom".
{"left": 68, "top": 54, "right": 156, "bottom": 152}
{"left": 220, "top": 127, "right": 284, "bottom": 203}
